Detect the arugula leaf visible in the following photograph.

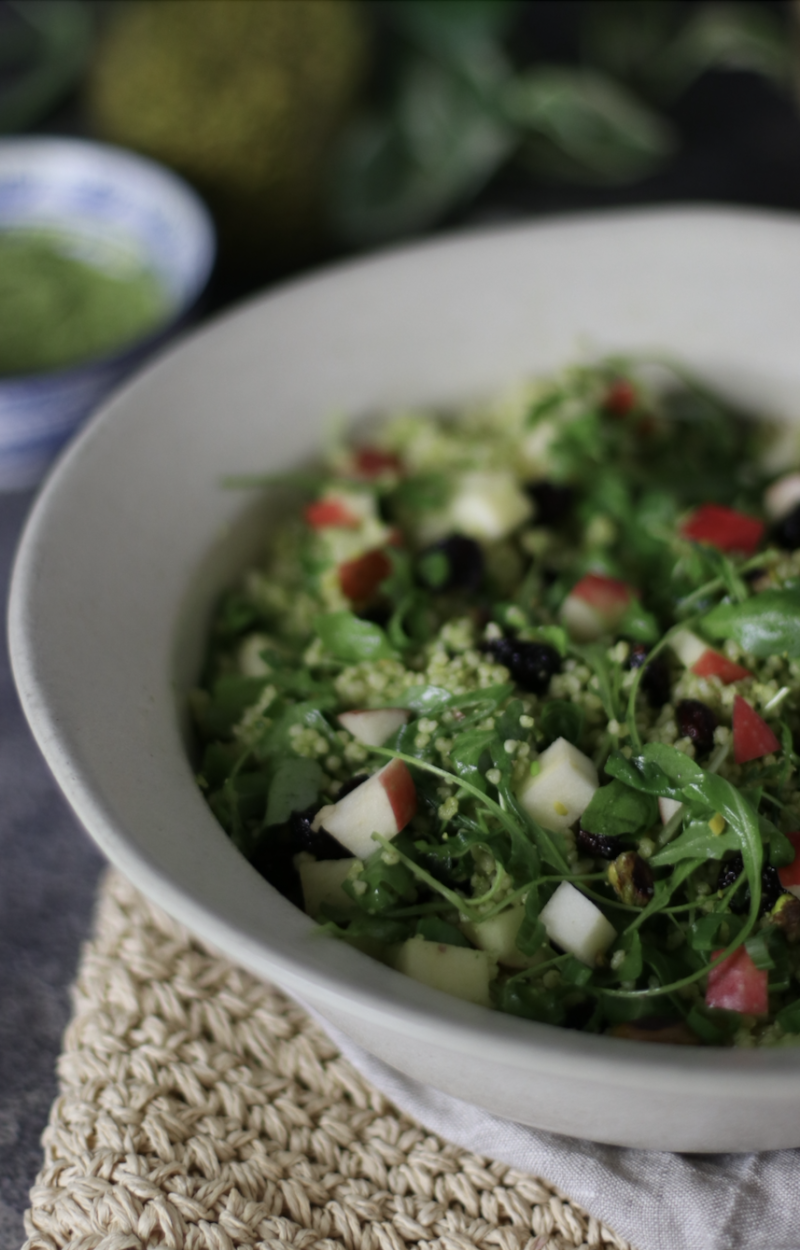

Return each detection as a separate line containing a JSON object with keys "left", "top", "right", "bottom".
{"left": 416, "top": 917, "right": 471, "bottom": 947}
{"left": 604, "top": 748, "right": 684, "bottom": 800}
{"left": 580, "top": 778, "right": 658, "bottom": 837}
{"left": 612, "top": 929, "right": 643, "bottom": 981}
{"left": 649, "top": 820, "right": 739, "bottom": 867}
{"left": 265, "top": 758, "right": 323, "bottom": 828}
{"left": 315, "top": 611, "right": 395, "bottom": 662}
{"left": 700, "top": 590, "right": 800, "bottom": 658}
{"left": 540, "top": 699, "right": 584, "bottom": 746}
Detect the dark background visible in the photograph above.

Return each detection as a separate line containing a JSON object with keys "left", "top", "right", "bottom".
{"left": 3, "top": 2, "right": 800, "bottom": 1246}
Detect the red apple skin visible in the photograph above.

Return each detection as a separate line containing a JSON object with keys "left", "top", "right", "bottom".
{"left": 377, "top": 759, "right": 417, "bottom": 830}
{"left": 691, "top": 650, "right": 751, "bottom": 684}
{"left": 571, "top": 573, "right": 633, "bottom": 616}
{"left": 353, "top": 447, "right": 403, "bottom": 477}
{"left": 680, "top": 504, "right": 764, "bottom": 557}
{"left": 604, "top": 379, "right": 637, "bottom": 416}
{"left": 305, "top": 498, "right": 359, "bottom": 529}
{"left": 778, "top": 832, "right": 800, "bottom": 890}
{"left": 706, "top": 947, "right": 768, "bottom": 1015}
{"left": 338, "top": 548, "right": 392, "bottom": 601}
{"left": 732, "top": 695, "right": 781, "bottom": 765}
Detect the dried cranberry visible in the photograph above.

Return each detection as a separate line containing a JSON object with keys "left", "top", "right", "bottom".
{"left": 289, "top": 808, "right": 351, "bottom": 860}
{"left": 675, "top": 699, "right": 717, "bottom": 755}
{"left": 718, "top": 853, "right": 785, "bottom": 916}
{"left": 484, "top": 637, "right": 562, "bottom": 694}
{"left": 418, "top": 535, "right": 484, "bottom": 592}
{"left": 773, "top": 503, "right": 800, "bottom": 552}
{"left": 626, "top": 643, "right": 671, "bottom": 708}
{"left": 525, "top": 480, "right": 574, "bottom": 526}
{"left": 576, "top": 827, "right": 619, "bottom": 860}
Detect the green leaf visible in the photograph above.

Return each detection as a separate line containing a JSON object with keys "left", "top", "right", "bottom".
{"left": 604, "top": 748, "right": 684, "bottom": 801}
{"left": 700, "top": 590, "right": 800, "bottom": 658}
{"left": 650, "top": 820, "right": 739, "bottom": 867}
{"left": 540, "top": 700, "right": 584, "bottom": 747}
{"left": 0, "top": 1, "right": 93, "bottom": 133}
{"left": 265, "top": 758, "right": 324, "bottom": 828}
{"left": 776, "top": 999, "right": 800, "bottom": 1035}
{"left": 686, "top": 1003, "right": 739, "bottom": 1044}
{"left": 331, "top": 57, "right": 514, "bottom": 245}
{"left": 315, "top": 611, "right": 395, "bottom": 662}
{"left": 653, "top": 3, "right": 792, "bottom": 99}
{"left": 580, "top": 779, "right": 658, "bottom": 838}
{"left": 616, "top": 599, "right": 660, "bottom": 644}
{"left": 505, "top": 66, "right": 675, "bottom": 184}
{"left": 612, "top": 928, "right": 643, "bottom": 981}
{"left": 387, "top": 0, "right": 521, "bottom": 60}
{"left": 416, "top": 917, "right": 471, "bottom": 947}
{"left": 688, "top": 912, "right": 745, "bottom": 952}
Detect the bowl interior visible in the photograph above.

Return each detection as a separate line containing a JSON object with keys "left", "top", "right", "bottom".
{"left": 12, "top": 207, "right": 800, "bottom": 1149}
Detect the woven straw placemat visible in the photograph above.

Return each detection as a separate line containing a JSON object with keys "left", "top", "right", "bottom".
{"left": 23, "top": 869, "right": 633, "bottom": 1250}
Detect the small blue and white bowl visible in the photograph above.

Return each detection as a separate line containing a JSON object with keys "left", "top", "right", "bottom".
{"left": 0, "top": 138, "right": 216, "bottom": 491}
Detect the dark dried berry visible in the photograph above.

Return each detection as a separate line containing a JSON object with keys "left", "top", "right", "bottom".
{"left": 484, "top": 636, "right": 562, "bottom": 694}
{"left": 773, "top": 503, "right": 800, "bottom": 551}
{"left": 608, "top": 851, "right": 654, "bottom": 907}
{"left": 676, "top": 698, "right": 717, "bottom": 755}
{"left": 626, "top": 643, "right": 671, "bottom": 708}
{"left": 576, "top": 827, "right": 619, "bottom": 860}
{"left": 289, "top": 808, "right": 351, "bottom": 860}
{"left": 418, "top": 535, "right": 484, "bottom": 592}
{"left": 526, "top": 480, "right": 574, "bottom": 526}
{"left": 718, "top": 853, "right": 785, "bottom": 916}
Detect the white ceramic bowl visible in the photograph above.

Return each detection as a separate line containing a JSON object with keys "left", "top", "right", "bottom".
{"left": 0, "top": 137, "right": 215, "bottom": 490}
{"left": 10, "top": 207, "right": 800, "bottom": 1153}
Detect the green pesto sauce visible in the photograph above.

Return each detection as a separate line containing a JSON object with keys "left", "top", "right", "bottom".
{"left": 0, "top": 230, "right": 169, "bottom": 376}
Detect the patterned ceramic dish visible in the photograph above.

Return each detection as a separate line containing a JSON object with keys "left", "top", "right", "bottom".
{"left": 0, "top": 138, "right": 215, "bottom": 490}
{"left": 10, "top": 207, "right": 800, "bottom": 1151}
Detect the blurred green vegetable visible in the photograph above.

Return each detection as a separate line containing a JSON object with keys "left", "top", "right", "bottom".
{"left": 332, "top": 0, "right": 792, "bottom": 246}
{"left": 0, "top": 0, "right": 92, "bottom": 132}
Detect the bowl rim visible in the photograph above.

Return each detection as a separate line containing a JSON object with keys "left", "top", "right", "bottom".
{"left": 11, "top": 204, "right": 800, "bottom": 1129}
{"left": 0, "top": 134, "right": 216, "bottom": 383}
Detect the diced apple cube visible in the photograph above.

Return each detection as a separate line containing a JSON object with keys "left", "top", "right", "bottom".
{"left": 765, "top": 472, "right": 800, "bottom": 521}
{"left": 395, "top": 936, "right": 496, "bottom": 1007}
{"left": 299, "top": 858, "right": 360, "bottom": 919}
{"left": 461, "top": 902, "right": 540, "bottom": 969}
{"left": 337, "top": 708, "right": 410, "bottom": 747}
{"left": 518, "top": 737, "right": 599, "bottom": 831}
{"left": 539, "top": 881, "right": 617, "bottom": 966}
{"left": 560, "top": 573, "right": 634, "bottom": 642}
{"left": 448, "top": 471, "right": 532, "bottom": 540}
{"left": 659, "top": 796, "right": 683, "bottom": 825}
{"left": 669, "top": 628, "right": 708, "bottom": 669}
{"left": 311, "top": 759, "right": 417, "bottom": 858}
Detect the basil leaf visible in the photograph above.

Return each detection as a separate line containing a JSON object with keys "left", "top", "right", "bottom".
{"left": 700, "top": 589, "right": 800, "bottom": 658}
{"left": 580, "top": 779, "right": 658, "bottom": 837}
{"left": 315, "top": 611, "right": 395, "bottom": 662}
{"left": 265, "top": 758, "right": 323, "bottom": 828}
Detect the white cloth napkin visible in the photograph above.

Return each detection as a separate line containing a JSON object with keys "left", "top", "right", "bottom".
{"left": 319, "top": 1017, "right": 800, "bottom": 1250}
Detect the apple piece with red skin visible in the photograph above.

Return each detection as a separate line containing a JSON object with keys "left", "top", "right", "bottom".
{"left": 778, "top": 832, "right": 800, "bottom": 898}
{"left": 338, "top": 547, "right": 392, "bottom": 601}
{"left": 691, "top": 650, "right": 751, "bottom": 684}
{"left": 305, "top": 498, "right": 361, "bottom": 529}
{"left": 560, "top": 573, "right": 635, "bottom": 642}
{"left": 311, "top": 759, "right": 417, "bottom": 859}
{"left": 680, "top": 504, "right": 764, "bottom": 557}
{"left": 353, "top": 447, "right": 403, "bottom": 478}
{"left": 706, "top": 946, "right": 768, "bottom": 1015}
{"left": 337, "top": 708, "right": 410, "bottom": 747}
{"left": 732, "top": 695, "right": 781, "bottom": 765}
